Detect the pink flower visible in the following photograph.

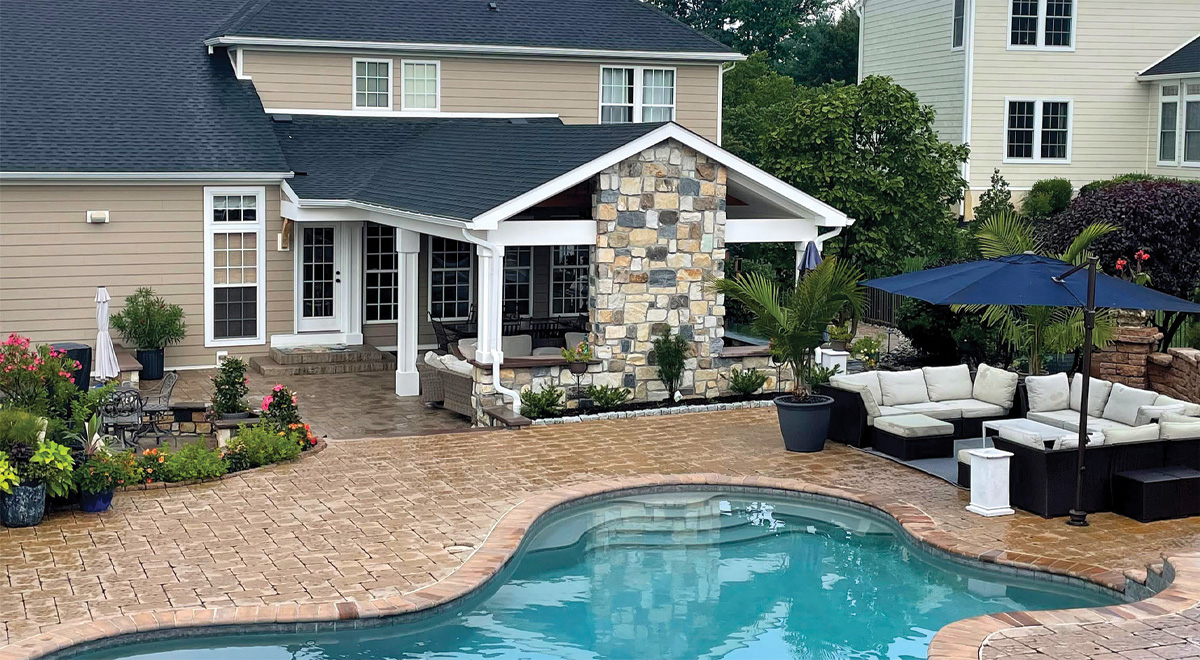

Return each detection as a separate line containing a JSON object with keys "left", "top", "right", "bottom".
{"left": 273, "top": 384, "right": 284, "bottom": 392}
{"left": 292, "top": 395, "right": 298, "bottom": 404}
{"left": 261, "top": 395, "right": 273, "bottom": 411}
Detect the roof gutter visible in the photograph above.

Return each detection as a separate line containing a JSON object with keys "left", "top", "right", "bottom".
{"left": 0, "top": 171, "right": 293, "bottom": 182}
{"left": 1136, "top": 72, "right": 1199, "bottom": 81}
{"left": 204, "top": 36, "right": 746, "bottom": 62}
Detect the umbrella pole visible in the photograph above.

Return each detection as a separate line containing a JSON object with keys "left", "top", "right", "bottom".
{"left": 1067, "top": 257, "right": 1099, "bottom": 528}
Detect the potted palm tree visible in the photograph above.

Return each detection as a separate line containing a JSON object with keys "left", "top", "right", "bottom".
{"left": 110, "top": 288, "right": 186, "bottom": 380}
{"left": 712, "top": 258, "right": 865, "bottom": 452}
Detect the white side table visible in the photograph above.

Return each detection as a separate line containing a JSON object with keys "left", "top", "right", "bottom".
{"left": 820, "top": 349, "right": 850, "bottom": 374}
{"left": 965, "top": 448, "right": 1015, "bottom": 517}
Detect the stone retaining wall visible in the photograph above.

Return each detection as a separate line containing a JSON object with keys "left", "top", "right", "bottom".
{"left": 1148, "top": 347, "right": 1200, "bottom": 402}
{"left": 1093, "top": 326, "right": 1163, "bottom": 389}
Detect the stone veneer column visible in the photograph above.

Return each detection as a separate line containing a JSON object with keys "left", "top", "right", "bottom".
{"left": 591, "top": 139, "right": 728, "bottom": 400}
{"left": 1093, "top": 326, "right": 1163, "bottom": 389}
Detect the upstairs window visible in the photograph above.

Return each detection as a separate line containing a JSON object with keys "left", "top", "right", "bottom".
{"left": 952, "top": 0, "right": 966, "bottom": 49}
{"left": 1186, "top": 82, "right": 1200, "bottom": 165}
{"left": 354, "top": 59, "right": 391, "bottom": 109}
{"left": 1005, "top": 98, "right": 1072, "bottom": 162}
{"left": 1009, "top": 0, "right": 1074, "bottom": 49}
{"left": 402, "top": 61, "right": 439, "bottom": 110}
{"left": 600, "top": 66, "right": 675, "bottom": 124}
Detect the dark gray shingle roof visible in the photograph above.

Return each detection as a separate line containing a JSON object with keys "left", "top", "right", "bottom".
{"left": 209, "top": 0, "right": 733, "bottom": 54}
{"left": 0, "top": 0, "right": 289, "bottom": 173}
{"left": 1142, "top": 36, "right": 1200, "bottom": 77}
{"left": 274, "top": 117, "right": 664, "bottom": 220}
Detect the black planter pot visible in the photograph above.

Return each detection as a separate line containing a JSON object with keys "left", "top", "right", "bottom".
{"left": 774, "top": 395, "right": 833, "bottom": 453}
{"left": 136, "top": 348, "right": 165, "bottom": 381}
{"left": 1, "top": 483, "right": 47, "bottom": 528}
{"left": 567, "top": 361, "right": 589, "bottom": 375}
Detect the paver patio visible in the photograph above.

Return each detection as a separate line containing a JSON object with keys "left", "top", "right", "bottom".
{"left": 1, "top": 407, "right": 1198, "bottom": 656}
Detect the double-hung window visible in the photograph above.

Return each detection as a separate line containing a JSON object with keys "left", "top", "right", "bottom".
{"left": 401, "top": 60, "right": 439, "bottom": 110}
{"left": 1009, "top": 0, "right": 1074, "bottom": 50}
{"left": 1158, "top": 81, "right": 1200, "bottom": 167}
{"left": 1160, "top": 85, "right": 1180, "bottom": 164}
{"left": 1005, "top": 99, "right": 1071, "bottom": 162}
{"left": 503, "top": 247, "right": 533, "bottom": 318}
{"left": 429, "top": 237, "right": 473, "bottom": 321}
{"left": 600, "top": 66, "right": 676, "bottom": 124}
{"left": 1186, "top": 82, "right": 1200, "bottom": 165}
{"left": 951, "top": 0, "right": 966, "bottom": 49}
{"left": 354, "top": 59, "right": 391, "bottom": 109}
{"left": 205, "top": 187, "right": 266, "bottom": 346}
{"left": 364, "top": 224, "right": 398, "bottom": 323}
{"left": 550, "top": 246, "right": 590, "bottom": 317}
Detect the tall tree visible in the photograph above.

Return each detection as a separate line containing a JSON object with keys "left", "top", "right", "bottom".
{"left": 645, "top": 0, "right": 831, "bottom": 63}
{"left": 720, "top": 52, "right": 801, "bottom": 162}
{"left": 777, "top": 10, "right": 859, "bottom": 86}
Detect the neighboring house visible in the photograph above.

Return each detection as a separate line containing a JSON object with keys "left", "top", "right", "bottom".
{"left": 857, "top": 0, "right": 1200, "bottom": 213}
{"left": 0, "top": 0, "right": 852, "bottom": 420}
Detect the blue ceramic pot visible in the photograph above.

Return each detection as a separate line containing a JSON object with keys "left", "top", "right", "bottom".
{"left": 79, "top": 489, "right": 115, "bottom": 513}
{"left": 1, "top": 483, "right": 47, "bottom": 527}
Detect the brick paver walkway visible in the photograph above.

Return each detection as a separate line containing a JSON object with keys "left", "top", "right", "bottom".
{"left": 2, "top": 408, "right": 1198, "bottom": 654}
{"left": 983, "top": 609, "right": 1200, "bottom": 659}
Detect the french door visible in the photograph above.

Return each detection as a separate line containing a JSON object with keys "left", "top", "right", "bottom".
{"left": 298, "top": 225, "right": 343, "bottom": 332}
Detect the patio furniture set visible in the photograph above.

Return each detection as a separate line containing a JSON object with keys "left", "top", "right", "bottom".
{"left": 98, "top": 372, "right": 178, "bottom": 447}
{"left": 822, "top": 366, "right": 1200, "bottom": 521}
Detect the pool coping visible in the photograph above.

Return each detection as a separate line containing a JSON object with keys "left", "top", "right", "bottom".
{"left": 2, "top": 473, "right": 1197, "bottom": 660}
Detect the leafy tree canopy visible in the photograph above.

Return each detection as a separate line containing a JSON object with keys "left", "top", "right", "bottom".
{"left": 776, "top": 10, "right": 859, "bottom": 86}
{"left": 646, "top": 0, "right": 832, "bottom": 64}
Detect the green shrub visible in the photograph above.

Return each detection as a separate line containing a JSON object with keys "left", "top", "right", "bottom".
{"left": 1078, "top": 173, "right": 1182, "bottom": 197}
{"left": 651, "top": 329, "right": 690, "bottom": 397}
{"left": 975, "top": 169, "right": 1015, "bottom": 223}
{"left": 1023, "top": 178, "right": 1073, "bottom": 218}
{"left": 895, "top": 299, "right": 961, "bottom": 365}
{"left": 109, "top": 288, "right": 186, "bottom": 350}
{"left": 584, "top": 384, "right": 631, "bottom": 411}
{"left": 519, "top": 387, "right": 564, "bottom": 419}
{"left": 261, "top": 384, "right": 302, "bottom": 427}
{"left": 211, "top": 358, "right": 249, "bottom": 416}
{"left": 850, "top": 336, "right": 883, "bottom": 369}
{"left": 804, "top": 363, "right": 841, "bottom": 386}
{"left": 0, "top": 408, "right": 45, "bottom": 463}
{"left": 26, "top": 440, "right": 76, "bottom": 498}
{"left": 225, "top": 423, "right": 302, "bottom": 473}
{"left": 164, "top": 440, "right": 227, "bottom": 482}
{"left": 728, "top": 368, "right": 768, "bottom": 396}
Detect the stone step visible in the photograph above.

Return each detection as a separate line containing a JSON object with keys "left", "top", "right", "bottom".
{"left": 250, "top": 354, "right": 396, "bottom": 377}
{"left": 269, "top": 345, "right": 390, "bottom": 365}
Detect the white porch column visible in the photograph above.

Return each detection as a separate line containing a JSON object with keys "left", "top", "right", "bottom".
{"left": 474, "top": 244, "right": 505, "bottom": 364}
{"left": 794, "top": 241, "right": 806, "bottom": 282}
{"left": 394, "top": 229, "right": 421, "bottom": 396}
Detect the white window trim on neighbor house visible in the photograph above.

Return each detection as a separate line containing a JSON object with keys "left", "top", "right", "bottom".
{"left": 951, "top": 0, "right": 966, "bottom": 50}
{"left": 598, "top": 66, "right": 677, "bottom": 124}
{"left": 1007, "top": 0, "right": 1076, "bottom": 52}
{"left": 203, "top": 186, "right": 267, "bottom": 348}
{"left": 352, "top": 57, "right": 393, "bottom": 110}
{"left": 428, "top": 236, "right": 474, "bottom": 322}
{"left": 400, "top": 59, "right": 441, "bottom": 111}
{"left": 1003, "top": 97, "right": 1073, "bottom": 164}
{"left": 1157, "top": 79, "right": 1200, "bottom": 168}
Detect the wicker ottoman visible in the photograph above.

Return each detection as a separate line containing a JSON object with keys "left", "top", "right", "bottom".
{"left": 872, "top": 414, "right": 956, "bottom": 461}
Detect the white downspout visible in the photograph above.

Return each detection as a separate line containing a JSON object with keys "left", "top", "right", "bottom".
{"left": 458, "top": 229, "right": 521, "bottom": 412}
{"left": 813, "top": 226, "right": 844, "bottom": 252}
{"left": 717, "top": 61, "right": 737, "bottom": 146}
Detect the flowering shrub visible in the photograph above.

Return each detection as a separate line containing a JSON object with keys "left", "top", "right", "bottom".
{"left": 75, "top": 450, "right": 141, "bottom": 494}
{"left": 0, "top": 334, "right": 81, "bottom": 415}
{"left": 285, "top": 422, "right": 319, "bottom": 451}
{"left": 561, "top": 341, "right": 592, "bottom": 363}
{"left": 225, "top": 423, "right": 301, "bottom": 472}
{"left": 260, "top": 384, "right": 301, "bottom": 427}
{"left": 211, "top": 357, "right": 250, "bottom": 416}
{"left": 137, "top": 447, "right": 169, "bottom": 484}
{"left": 138, "top": 443, "right": 226, "bottom": 483}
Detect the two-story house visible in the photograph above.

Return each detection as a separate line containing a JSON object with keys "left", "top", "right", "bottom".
{"left": 0, "top": 0, "right": 853, "bottom": 420}
{"left": 857, "top": 0, "right": 1199, "bottom": 214}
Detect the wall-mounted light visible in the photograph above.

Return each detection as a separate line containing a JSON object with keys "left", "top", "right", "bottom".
{"left": 85, "top": 210, "right": 110, "bottom": 224}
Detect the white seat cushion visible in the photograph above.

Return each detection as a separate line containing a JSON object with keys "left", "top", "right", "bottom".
{"left": 1025, "top": 373, "right": 1070, "bottom": 413}
{"left": 1102, "top": 424, "right": 1161, "bottom": 445}
{"left": 877, "top": 369, "right": 930, "bottom": 406}
{"left": 829, "top": 372, "right": 883, "bottom": 407}
{"left": 1134, "top": 404, "right": 1187, "bottom": 427}
{"left": 973, "top": 364, "right": 1019, "bottom": 409}
{"left": 439, "top": 354, "right": 474, "bottom": 376}
{"left": 1027, "top": 409, "right": 1084, "bottom": 430}
{"left": 876, "top": 406, "right": 906, "bottom": 419}
{"left": 1154, "top": 394, "right": 1200, "bottom": 417}
{"left": 1069, "top": 374, "right": 1113, "bottom": 417}
{"left": 531, "top": 347, "right": 561, "bottom": 356}
{"left": 1101, "top": 383, "right": 1161, "bottom": 426}
{"left": 1161, "top": 412, "right": 1200, "bottom": 440}
{"left": 894, "top": 402, "right": 963, "bottom": 420}
{"left": 1066, "top": 416, "right": 1131, "bottom": 434}
{"left": 922, "top": 365, "right": 974, "bottom": 402}
{"left": 874, "top": 414, "right": 954, "bottom": 438}
{"left": 940, "top": 398, "right": 1009, "bottom": 419}
{"left": 423, "top": 351, "right": 446, "bottom": 370}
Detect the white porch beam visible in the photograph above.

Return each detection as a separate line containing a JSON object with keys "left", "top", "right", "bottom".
{"left": 488, "top": 220, "right": 597, "bottom": 246}
{"left": 724, "top": 218, "right": 819, "bottom": 244}
{"left": 394, "top": 229, "right": 421, "bottom": 397}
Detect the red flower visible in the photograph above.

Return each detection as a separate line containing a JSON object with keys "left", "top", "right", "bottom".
{"left": 1115, "top": 258, "right": 1127, "bottom": 271}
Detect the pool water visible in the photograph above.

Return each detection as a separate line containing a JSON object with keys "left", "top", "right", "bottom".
{"left": 70, "top": 491, "right": 1118, "bottom": 660}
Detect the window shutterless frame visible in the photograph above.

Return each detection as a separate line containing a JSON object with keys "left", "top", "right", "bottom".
{"left": 1183, "top": 79, "right": 1200, "bottom": 167}
{"left": 503, "top": 246, "right": 533, "bottom": 318}
{"left": 549, "top": 245, "right": 590, "bottom": 317}
{"left": 951, "top": 0, "right": 966, "bottom": 50}
{"left": 352, "top": 57, "right": 393, "bottom": 110}
{"left": 1158, "top": 83, "right": 1181, "bottom": 166}
{"left": 400, "top": 59, "right": 440, "bottom": 111}
{"left": 598, "top": 65, "right": 676, "bottom": 124}
{"left": 1002, "top": 97, "right": 1073, "bottom": 164}
{"left": 203, "top": 186, "right": 267, "bottom": 347}
{"left": 363, "top": 224, "right": 399, "bottom": 324}
{"left": 1006, "top": 0, "right": 1076, "bottom": 51}
{"left": 427, "top": 236, "right": 474, "bottom": 321}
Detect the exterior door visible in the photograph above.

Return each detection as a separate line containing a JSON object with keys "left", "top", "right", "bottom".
{"left": 298, "top": 225, "right": 342, "bottom": 332}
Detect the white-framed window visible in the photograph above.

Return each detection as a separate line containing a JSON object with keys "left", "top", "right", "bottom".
{"left": 429, "top": 237, "right": 473, "bottom": 321}
{"left": 599, "top": 66, "right": 676, "bottom": 124}
{"left": 401, "top": 60, "right": 439, "bottom": 110}
{"left": 353, "top": 58, "right": 392, "bottom": 110}
{"left": 1160, "top": 84, "right": 1180, "bottom": 164}
{"left": 363, "top": 224, "right": 398, "bottom": 323}
{"left": 951, "top": 0, "right": 966, "bottom": 50}
{"left": 1185, "top": 81, "right": 1200, "bottom": 166}
{"left": 1008, "top": 0, "right": 1075, "bottom": 50}
{"left": 550, "top": 246, "right": 590, "bottom": 317}
{"left": 204, "top": 187, "right": 266, "bottom": 346}
{"left": 1157, "top": 80, "right": 1200, "bottom": 167}
{"left": 1004, "top": 98, "right": 1072, "bottom": 162}
{"left": 503, "top": 246, "right": 533, "bottom": 318}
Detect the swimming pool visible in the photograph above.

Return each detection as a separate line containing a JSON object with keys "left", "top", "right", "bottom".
{"left": 68, "top": 489, "right": 1120, "bottom": 660}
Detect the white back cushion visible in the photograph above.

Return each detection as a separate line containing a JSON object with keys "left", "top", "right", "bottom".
{"left": 1134, "top": 404, "right": 1186, "bottom": 427}
{"left": 877, "top": 370, "right": 930, "bottom": 406}
{"left": 922, "top": 365, "right": 974, "bottom": 402}
{"left": 973, "top": 364, "right": 1019, "bottom": 408}
{"left": 829, "top": 372, "right": 882, "bottom": 406}
{"left": 1101, "top": 383, "right": 1161, "bottom": 426}
{"left": 457, "top": 338, "right": 478, "bottom": 358}
{"left": 1102, "top": 424, "right": 1161, "bottom": 445}
{"left": 502, "top": 334, "right": 533, "bottom": 358}
{"left": 439, "top": 354, "right": 474, "bottom": 375}
{"left": 1153, "top": 394, "right": 1200, "bottom": 417}
{"left": 837, "top": 382, "right": 881, "bottom": 419}
{"left": 1025, "top": 373, "right": 1070, "bottom": 412}
{"left": 423, "top": 351, "right": 445, "bottom": 370}
{"left": 1161, "top": 412, "right": 1200, "bottom": 440}
{"left": 1069, "top": 374, "right": 1113, "bottom": 417}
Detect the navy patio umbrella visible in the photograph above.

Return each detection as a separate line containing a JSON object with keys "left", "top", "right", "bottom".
{"left": 798, "top": 240, "right": 824, "bottom": 273}
{"left": 862, "top": 252, "right": 1200, "bottom": 526}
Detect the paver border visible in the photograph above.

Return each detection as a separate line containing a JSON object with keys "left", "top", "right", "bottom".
{"left": 3, "top": 473, "right": 1196, "bottom": 660}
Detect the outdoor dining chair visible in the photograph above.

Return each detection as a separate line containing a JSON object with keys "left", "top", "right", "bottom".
{"left": 100, "top": 388, "right": 147, "bottom": 449}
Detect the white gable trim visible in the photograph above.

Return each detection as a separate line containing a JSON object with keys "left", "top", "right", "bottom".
{"left": 470, "top": 122, "right": 852, "bottom": 230}
{"left": 1137, "top": 33, "right": 1200, "bottom": 79}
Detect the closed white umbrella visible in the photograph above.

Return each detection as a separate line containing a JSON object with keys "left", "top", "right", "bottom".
{"left": 94, "top": 286, "right": 120, "bottom": 381}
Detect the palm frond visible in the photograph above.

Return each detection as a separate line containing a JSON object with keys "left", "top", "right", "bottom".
{"left": 1058, "top": 222, "right": 1118, "bottom": 265}
{"left": 975, "top": 210, "right": 1039, "bottom": 258}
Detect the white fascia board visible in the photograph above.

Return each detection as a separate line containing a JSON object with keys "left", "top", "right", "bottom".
{"left": 725, "top": 219, "right": 818, "bottom": 243}
{"left": 471, "top": 122, "right": 853, "bottom": 229}
{"left": 263, "top": 108, "right": 561, "bottom": 119}
{"left": 279, "top": 180, "right": 300, "bottom": 204}
{"left": 1137, "top": 33, "right": 1200, "bottom": 77}
{"left": 205, "top": 36, "right": 745, "bottom": 62}
{"left": 488, "top": 219, "right": 597, "bottom": 246}
{"left": 289, "top": 198, "right": 473, "bottom": 241}
{"left": 0, "top": 171, "right": 293, "bottom": 182}
{"left": 1136, "top": 71, "right": 1199, "bottom": 82}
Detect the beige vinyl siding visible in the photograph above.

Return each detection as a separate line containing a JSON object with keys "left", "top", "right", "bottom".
{"left": 860, "top": 0, "right": 966, "bottom": 144}
{"left": 968, "top": 0, "right": 1200, "bottom": 191}
{"left": 0, "top": 185, "right": 292, "bottom": 369}
{"left": 240, "top": 50, "right": 721, "bottom": 141}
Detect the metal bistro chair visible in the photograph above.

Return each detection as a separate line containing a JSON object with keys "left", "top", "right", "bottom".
{"left": 142, "top": 371, "right": 177, "bottom": 436}
{"left": 101, "top": 389, "right": 147, "bottom": 449}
